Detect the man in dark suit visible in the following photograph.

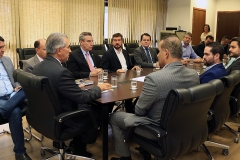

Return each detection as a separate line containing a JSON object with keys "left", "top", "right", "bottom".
{"left": 101, "top": 33, "right": 138, "bottom": 73}
{"left": 110, "top": 35, "right": 199, "bottom": 160}
{"left": 101, "top": 33, "right": 138, "bottom": 113}
{"left": 22, "top": 38, "right": 46, "bottom": 73}
{"left": 226, "top": 37, "right": 240, "bottom": 74}
{"left": 133, "top": 33, "right": 158, "bottom": 68}
{"left": 220, "top": 35, "right": 230, "bottom": 56}
{"left": 68, "top": 32, "right": 102, "bottom": 79}
{"left": 196, "top": 35, "right": 214, "bottom": 58}
{"left": 32, "top": 32, "right": 111, "bottom": 157}
{"left": 200, "top": 42, "right": 227, "bottom": 83}
{"left": 0, "top": 36, "right": 31, "bottom": 160}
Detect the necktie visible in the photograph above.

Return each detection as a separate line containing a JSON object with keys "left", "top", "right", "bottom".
{"left": 86, "top": 53, "right": 95, "bottom": 71}
{"left": 145, "top": 48, "right": 152, "bottom": 63}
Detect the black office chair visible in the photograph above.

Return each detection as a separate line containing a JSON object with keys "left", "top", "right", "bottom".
{"left": 124, "top": 81, "right": 221, "bottom": 160}
{"left": 14, "top": 69, "right": 98, "bottom": 160}
{"left": 70, "top": 45, "right": 80, "bottom": 52}
{"left": 125, "top": 43, "right": 139, "bottom": 54}
{"left": 204, "top": 71, "right": 240, "bottom": 158}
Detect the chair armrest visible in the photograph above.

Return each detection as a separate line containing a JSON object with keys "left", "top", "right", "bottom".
{"left": 230, "top": 96, "right": 237, "bottom": 102}
{"left": 124, "top": 125, "right": 166, "bottom": 143}
{"left": 54, "top": 109, "right": 99, "bottom": 130}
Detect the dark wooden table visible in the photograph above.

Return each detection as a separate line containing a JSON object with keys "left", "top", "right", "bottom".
{"left": 84, "top": 68, "right": 157, "bottom": 160}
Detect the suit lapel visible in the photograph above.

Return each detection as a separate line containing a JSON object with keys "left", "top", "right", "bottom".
{"left": 111, "top": 48, "right": 121, "bottom": 65}
{"left": 33, "top": 55, "right": 40, "bottom": 65}
{"left": 78, "top": 48, "right": 89, "bottom": 67}
{"left": 140, "top": 46, "right": 148, "bottom": 60}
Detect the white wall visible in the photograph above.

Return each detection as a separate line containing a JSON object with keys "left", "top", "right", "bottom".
{"left": 167, "top": 0, "right": 239, "bottom": 39}
{"left": 167, "top": 0, "right": 191, "bottom": 32}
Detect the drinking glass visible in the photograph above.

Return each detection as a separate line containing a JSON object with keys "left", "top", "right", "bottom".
{"left": 130, "top": 80, "right": 137, "bottom": 90}
{"left": 103, "top": 70, "right": 108, "bottom": 79}
{"left": 136, "top": 65, "right": 142, "bottom": 75}
{"left": 222, "top": 59, "right": 227, "bottom": 66}
{"left": 111, "top": 75, "right": 118, "bottom": 88}
{"left": 98, "top": 72, "right": 103, "bottom": 84}
{"left": 196, "top": 66, "right": 201, "bottom": 75}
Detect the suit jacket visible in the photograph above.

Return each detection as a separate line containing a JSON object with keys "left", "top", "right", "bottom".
{"left": 68, "top": 48, "right": 101, "bottom": 79}
{"left": 133, "top": 46, "right": 158, "bottom": 68}
{"left": 1, "top": 56, "right": 20, "bottom": 88}
{"left": 22, "top": 55, "right": 40, "bottom": 73}
{"left": 101, "top": 48, "right": 133, "bottom": 72}
{"left": 196, "top": 41, "right": 205, "bottom": 58}
{"left": 200, "top": 63, "right": 227, "bottom": 84}
{"left": 124, "top": 62, "right": 199, "bottom": 127}
{"left": 32, "top": 55, "right": 101, "bottom": 129}
{"left": 226, "top": 58, "right": 240, "bottom": 74}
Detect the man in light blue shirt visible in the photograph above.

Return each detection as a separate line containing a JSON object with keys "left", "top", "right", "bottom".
{"left": 181, "top": 32, "right": 202, "bottom": 64}
{"left": 0, "top": 36, "right": 32, "bottom": 160}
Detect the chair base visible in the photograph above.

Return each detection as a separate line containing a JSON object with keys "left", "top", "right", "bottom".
{"left": 204, "top": 140, "right": 229, "bottom": 156}
{"left": 43, "top": 150, "right": 93, "bottom": 160}
{"left": 200, "top": 144, "right": 214, "bottom": 160}
{"left": 0, "top": 129, "right": 11, "bottom": 135}
{"left": 224, "top": 123, "right": 239, "bottom": 143}
{"left": 23, "top": 124, "right": 44, "bottom": 142}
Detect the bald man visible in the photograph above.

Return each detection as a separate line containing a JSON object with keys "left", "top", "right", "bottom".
{"left": 23, "top": 38, "right": 46, "bottom": 73}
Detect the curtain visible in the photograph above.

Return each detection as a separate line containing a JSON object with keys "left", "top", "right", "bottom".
{"left": 0, "top": 0, "right": 19, "bottom": 67}
{"left": 108, "top": 0, "right": 167, "bottom": 45}
{"left": 0, "top": 0, "right": 104, "bottom": 67}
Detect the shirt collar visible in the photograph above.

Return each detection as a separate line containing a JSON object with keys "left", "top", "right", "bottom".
{"left": 36, "top": 54, "right": 43, "bottom": 62}
{"left": 114, "top": 47, "right": 122, "bottom": 54}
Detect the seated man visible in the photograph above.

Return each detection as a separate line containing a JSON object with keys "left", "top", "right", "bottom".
{"left": 181, "top": 32, "right": 202, "bottom": 64}
{"left": 226, "top": 37, "right": 240, "bottom": 74}
{"left": 68, "top": 32, "right": 102, "bottom": 79}
{"left": 220, "top": 35, "right": 230, "bottom": 56}
{"left": 110, "top": 35, "right": 199, "bottom": 160}
{"left": 32, "top": 32, "right": 112, "bottom": 157}
{"left": 200, "top": 42, "right": 227, "bottom": 83}
{"left": 133, "top": 33, "right": 158, "bottom": 68}
{"left": 23, "top": 38, "right": 46, "bottom": 73}
{"left": 0, "top": 36, "right": 31, "bottom": 160}
{"left": 196, "top": 35, "right": 214, "bottom": 58}
{"left": 101, "top": 33, "right": 138, "bottom": 113}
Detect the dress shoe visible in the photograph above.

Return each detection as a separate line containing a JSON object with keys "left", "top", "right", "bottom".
{"left": 65, "top": 143, "right": 92, "bottom": 158}
{"left": 15, "top": 153, "right": 32, "bottom": 160}
{"left": 110, "top": 156, "right": 132, "bottom": 160}
{"left": 52, "top": 141, "right": 67, "bottom": 149}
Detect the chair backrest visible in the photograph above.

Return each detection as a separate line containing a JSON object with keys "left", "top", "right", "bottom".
{"left": 92, "top": 44, "right": 105, "bottom": 56}
{"left": 16, "top": 48, "right": 23, "bottom": 60}
{"left": 229, "top": 70, "right": 240, "bottom": 115}
{"left": 208, "top": 70, "right": 240, "bottom": 133}
{"left": 125, "top": 43, "right": 139, "bottom": 54}
{"left": 70, "top": 45, "right": 80, "bottom": 52}
{"left": 132, "top": 81, "right": 221, "bottom": 160}
{"left": 14, "top": 69, "right": 64, "bottom": 141}
{"left": 21, "top": 48, "right": 36, "bottom": 60}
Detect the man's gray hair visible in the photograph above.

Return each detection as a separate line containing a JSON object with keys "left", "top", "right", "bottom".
{"left": 79, "top": 32, "right": 92, "bottom": 42}
{"left": 161, "top": 35, "right": 182, "bottom": 59}
{"left": 46, "top": 32, "right": 68, "bottom": 54}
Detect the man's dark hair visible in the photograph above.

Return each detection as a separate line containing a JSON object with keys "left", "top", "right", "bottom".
{"left": 111, "top": 33, "right": 123, "bottom": 42}
{"left": 203, "top": 24, "right": 210, "bottom": 32}
{"left": 222, "top": 35, "right": 230, "bottom": 40}
{"left": 205, "top": 35, "right": 214, "bottom": 41}
{"left": 206, "top": 42, "right": 224, "bottom": 60}
{"left": 161, "top": 35, "right": 182, "bottom": 59}
{"left": 34, "top": 40, "right": 40, "bottom": 48}
{"left": 230, "top": 37, "right": 240, "bottom": 48}
{"left": 0, "top": 36, "right": 5, "bottom": 42}
{"left": 140, "top": 33, "right": 151, "bottom": 41}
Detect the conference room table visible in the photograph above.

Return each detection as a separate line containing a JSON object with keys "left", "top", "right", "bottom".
{"left": 82, "top": 62, "right": 202, "bottom": 160}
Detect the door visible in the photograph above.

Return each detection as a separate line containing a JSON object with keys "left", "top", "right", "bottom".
{"left": 216, "top": 11, "right": 240, "bottom": 42}
{"left": 192, "top": 8, "right": 206, "bottom": 46}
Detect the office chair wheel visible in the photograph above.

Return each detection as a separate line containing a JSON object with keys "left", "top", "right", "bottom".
{"left": 234, "top": 137, "right": 239, "bottom": 143}
{"left": 40, "top": 149, "right": 45, "bottom": 155}
{"left": 222, "top": 149, "right": 229, "bottom": 156}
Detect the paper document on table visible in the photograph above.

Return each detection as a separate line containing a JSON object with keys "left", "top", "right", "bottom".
{"left": 131, "top": 76, "right": 145, "bottom": 82}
